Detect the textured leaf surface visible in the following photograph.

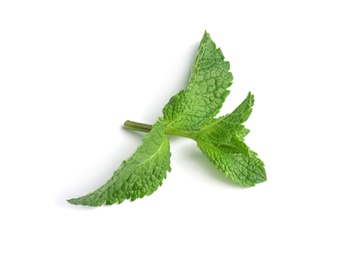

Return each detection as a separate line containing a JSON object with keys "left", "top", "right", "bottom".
{"left": 163, "top": 31, "right": 233, "bottom": 131}
{"left": 68, "top": 120, "right": 171, "bottom": 206}
{"left": 195, "top": 92, "right": 266, "bottom": 186}
{"left": 197, "top": 139, "right": 266, "bottom": 187}
{"left": 197, "top": 92, "right": 254, "bottom": 143}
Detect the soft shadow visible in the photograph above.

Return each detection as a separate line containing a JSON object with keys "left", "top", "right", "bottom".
{"left": 174, "top": 43, "right": 199, "bottom": 90}
{"left": 135, "top": 43, "right": 199, "bottom": 122}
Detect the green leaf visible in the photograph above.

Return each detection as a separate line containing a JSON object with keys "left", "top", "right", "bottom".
{"left": 194, "top": 92, "right": 266, "bottom": 186}
{"left": 197, "top": 92, "right": 254, "bottom": 143}
{"left": 163, "top": 31, "right": 233, "bottom": 131}
{"left": 236, "top": 128, "right": 250, "bottom": 141}
{"left": 197, "top": 139, "right": 266, "bottom": 187}
{"left": 68, "top": 120, "right": 171, "bottom": 206}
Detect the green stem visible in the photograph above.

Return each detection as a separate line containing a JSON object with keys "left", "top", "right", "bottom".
{"left": 165, "top": 126, "right": 197, "bottom": 139}
{"left": 123, "top": 120, "right": 197, "bottom": 140}
{"left": 124, "top": 120, "right": 153, "bottom": 133}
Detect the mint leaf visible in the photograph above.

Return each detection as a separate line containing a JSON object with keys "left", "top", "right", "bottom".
{"left": 68, "top": 120, "right": 171, "bottom": 206}
{"left": 197, "top": 92, "right": 254, "bottom": 143}
{"left": 197, "top": 139, "right": 266, "bottom": 187}
{"left": 163, "top": 32, "right": 233, "bottom": 131}
{"left": 195, "top": 93, "right": 266, "bottom": 187}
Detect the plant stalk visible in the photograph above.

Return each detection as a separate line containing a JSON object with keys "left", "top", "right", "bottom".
{"left": 124, "top": 120, "right": 152, "bottom": 133}
{"left": 124, "top": 120, "right": 197, "bottom": 139}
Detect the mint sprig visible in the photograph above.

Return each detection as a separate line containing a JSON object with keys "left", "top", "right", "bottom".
{"left": 68, "top": 32, "right": 266, "bottom": 206}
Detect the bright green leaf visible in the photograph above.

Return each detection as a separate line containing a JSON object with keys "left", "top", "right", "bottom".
{"left": 197, "top": 92, "right": 255, "bottom": 143}
{"left": 163, "top": 31, "right": 233, "bottom": 131}
{"left": 195, "top": 92, "right": 265, "bottom": 186}
{"left": 68, "top": 120, "right": 171, "bottom": 206}
{"left": 197, "top": 139, "right": 266, "bottom": 187}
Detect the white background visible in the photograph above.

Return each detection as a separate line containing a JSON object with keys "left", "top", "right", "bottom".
{"left": 1, "top": 0, "right": 359, "bottom": 259}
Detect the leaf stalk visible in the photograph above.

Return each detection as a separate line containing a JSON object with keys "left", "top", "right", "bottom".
{"left": 124, "top": 120, "right": 197, "bottom": 139}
